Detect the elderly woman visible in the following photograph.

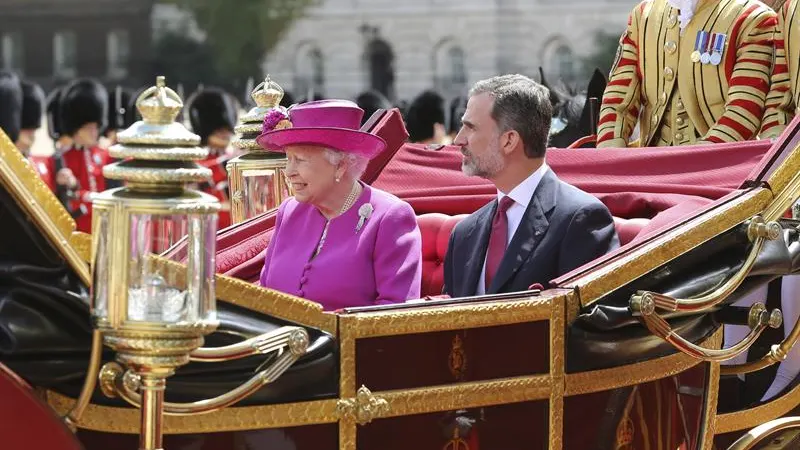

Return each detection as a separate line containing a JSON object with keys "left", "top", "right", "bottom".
{"left": 256, "top": 100, "right": 422, "bottom": 310}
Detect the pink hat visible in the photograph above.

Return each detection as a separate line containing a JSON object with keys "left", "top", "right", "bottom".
{"left": 256, "top": 99, "right": 386, "bottom": 159}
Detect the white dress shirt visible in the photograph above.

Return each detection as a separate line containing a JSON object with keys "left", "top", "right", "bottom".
{"left": 475, "top": 163, "right": 549, "bottom": 295}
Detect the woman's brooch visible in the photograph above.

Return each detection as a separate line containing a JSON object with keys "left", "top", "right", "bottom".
{"left": 356, "top": 203, "right": 373, "bottom": 233}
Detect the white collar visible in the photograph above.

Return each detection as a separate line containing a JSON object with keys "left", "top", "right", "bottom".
{"left": 667, "top": 0, "right": 700, "bottom": 32}
{"left": 497, "top": 163, "right": 549, "bottom": 208}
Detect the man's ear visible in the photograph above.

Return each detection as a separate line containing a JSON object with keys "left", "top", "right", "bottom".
{"left": 500, "top": 129, "right": 521, "bottom": 155}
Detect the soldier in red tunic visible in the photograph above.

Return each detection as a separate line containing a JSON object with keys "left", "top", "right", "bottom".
{"left": 18, "top": 80, "right": 56, "bottom": 190}
{"left": 185, "top": 88, "right": 239, "bottom": 229}
{"left": 50, "top": 79, "right": 111, "bottom": 233}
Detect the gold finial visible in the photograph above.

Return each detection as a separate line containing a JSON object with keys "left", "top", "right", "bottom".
{"left": 136, "top": 76, "right": 184, "bottom": 125}
{"left": 251, "top": 75, "right": 284, "bottom": 108}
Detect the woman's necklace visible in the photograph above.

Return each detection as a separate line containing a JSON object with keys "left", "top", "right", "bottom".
{"left": 313, "top": 182, "right": 362, "bottom": 258}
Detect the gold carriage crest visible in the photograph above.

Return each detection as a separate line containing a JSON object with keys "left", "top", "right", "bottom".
{"left": 448, "top": 334, "right": 467, "bottom": 380}
{"left": 443, "top": 427, "right": 470, "bottom": 450}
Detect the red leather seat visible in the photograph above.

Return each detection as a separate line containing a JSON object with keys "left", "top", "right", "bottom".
{"left": 0, "top": 363, "right": 83, "bottom": 450}
{"left": 417, "top": 213, "right": 650, "bottom": 297}
{"left": 418, "top": 213, "right": 468, "bottom": 297}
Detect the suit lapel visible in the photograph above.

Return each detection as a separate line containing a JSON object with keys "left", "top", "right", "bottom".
{"left": 461, "top": 202, "right": 495, "bottom": 296}
{"left": 488, "top": 170, "right": 558, "bottom": 294}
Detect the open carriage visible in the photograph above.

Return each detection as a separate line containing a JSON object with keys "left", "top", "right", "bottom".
{"left": 2, "top": 86, "right": 800, "bottom": 450}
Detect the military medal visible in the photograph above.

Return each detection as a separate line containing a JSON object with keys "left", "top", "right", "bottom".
{"left": 700, "top": 32, "right": 712, "bottom": 65}
{"left": 691, "top": 30, "right": 704, "bottom": 63}
{"left": 709, "top": 32, "right": 726, "bottom": 66}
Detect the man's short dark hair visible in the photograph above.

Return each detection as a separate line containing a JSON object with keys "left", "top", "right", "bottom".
{"left": 469, "top": 74, "right": 552, "bottom": 158}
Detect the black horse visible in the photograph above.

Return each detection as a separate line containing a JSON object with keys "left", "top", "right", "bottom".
{"left": 541, "top": 68, "right": 607, "bottom": 149}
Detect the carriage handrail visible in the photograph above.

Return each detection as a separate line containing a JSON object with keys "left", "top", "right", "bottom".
{"left": 189, "top": 326, "right": 303, "bottom": 362}
{"left": 720, "top": 301, "right": 800, "bottom": 375}
{"left": 630, "top": 216, "right": 781, "bottom": 314}
{"left": 63, "top": 330, "right": 103, "bottom": 431}
{"left": 726, "top": 416, "right": 800, "bottom": 450}
{"left": 98, "top": 327, "right": 308, "bottom": 416}
{"left": 636, "top": 302, "right": 782, "bottom": 362}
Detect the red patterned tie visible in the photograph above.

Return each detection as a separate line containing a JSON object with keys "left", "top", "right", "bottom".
{"left": 485, "top": 196, "right": 515, "bottom": 292}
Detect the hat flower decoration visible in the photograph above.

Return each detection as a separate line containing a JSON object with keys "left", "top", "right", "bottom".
{"left": 262, "top": 106, "right": 292, "bottom": 133}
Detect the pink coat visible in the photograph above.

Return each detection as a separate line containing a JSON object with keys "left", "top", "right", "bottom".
{"left": 259, "top": 184, "right": 422, "bottom": 310}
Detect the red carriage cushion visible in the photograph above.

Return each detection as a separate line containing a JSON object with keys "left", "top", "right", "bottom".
{"left": 613, "top": 217, "right": 651, "bottom": 246}
{"left": 0, "top": 363, "right": 82, "bottom": 450}
{"left": 417, "top": 213, "right": 469, "bottom": 297}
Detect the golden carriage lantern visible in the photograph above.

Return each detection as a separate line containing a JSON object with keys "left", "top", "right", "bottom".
{"left": 91, "top": 76, "right": 221, "bottom": 450}
{"left": 227, "top": 75, "right": 292, "bottom": 224}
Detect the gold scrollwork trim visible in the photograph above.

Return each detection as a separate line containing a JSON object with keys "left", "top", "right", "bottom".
{"left": 549, "top": 295, "right": 566, "bottom": 450}
{"left": 572, "top": 188, "right": 772, "bottom": 307}
{"left": 375, "top": 375, "right": 553, "bottom": 418}
{"left": 700, "top": 362, "right": 720, "bottom": 450}
{"left": 70, "top": 231, "right": 92, "bottom": 262}
{"left": 715, "top": 377, "right": 800, "bottom": 434}
{"left": 0, "top": 132, "right": 89, "bottom": 285}
{"left": 151, "top": 256, "right": 336, "bottom": 334}
{"left": 339, "top": 422, "right": 357, "bottom": 450}
{"left": 564, "top": 329, "right": 723, "bottom": 396}
{"left": 340, "top": 290, "right": 570, "bottom": 339}
{"left": 47, "top": 391, "right": 339, "bottom": 433}
{"left": 336, "top": 385, "right": 390, "bottom": 425}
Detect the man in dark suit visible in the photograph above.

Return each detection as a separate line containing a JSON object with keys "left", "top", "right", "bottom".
{"left": 443, "top": 74, "right": 619, "bottom": 297}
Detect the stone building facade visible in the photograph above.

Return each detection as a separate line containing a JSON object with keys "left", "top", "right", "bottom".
{"left": 262, "top": 0, "right": 633, "bottom": 104}
{"left": 0, "top": 0, "right": 154, "bottom": 91}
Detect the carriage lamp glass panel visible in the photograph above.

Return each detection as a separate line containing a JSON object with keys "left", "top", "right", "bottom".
{"left": 126, "top": 212, "right": 217, "bottom": 324}
{"left": 241, "top": 166, "right": 290, "bottom": 216}
{"left": 91, "top": 208, "right": 111, "bottom": 318}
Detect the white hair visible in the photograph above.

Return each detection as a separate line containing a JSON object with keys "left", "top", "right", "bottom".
{"left": 322, "top": 148, "right": 369, "bottom": 180}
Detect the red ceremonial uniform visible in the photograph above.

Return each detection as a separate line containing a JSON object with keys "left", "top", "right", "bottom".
{"left": 198, "top": 152, "right": 233, "bottom": 229}
{"left": 53, "top": 146, "right": 110, "bottom": 233}
{"left": 598, "top": 0, "right": 777, "bottom": 147}
{"left": 28, "top": 155, "right": 55, "bottom": 191}
{"left": 186, "top": 87, "right": 239, "bottom": 231}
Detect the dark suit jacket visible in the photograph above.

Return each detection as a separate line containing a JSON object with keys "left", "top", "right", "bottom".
{"left": 443, "top": 170, "right": 619, "bottom": 297}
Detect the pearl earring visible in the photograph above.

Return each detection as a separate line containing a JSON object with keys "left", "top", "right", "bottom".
{"left": 335, "top": 177, "right": 340, "bottom": 183}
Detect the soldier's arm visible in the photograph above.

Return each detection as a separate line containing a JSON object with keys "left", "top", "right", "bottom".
{"left": 596, "top": 3, "right": 644, "bottom": 148}
{"left": 699, "top": 5, "right": 777, "bottom": 143}
{"left": 760, "top": 2, "right": 793, "bottom": 139}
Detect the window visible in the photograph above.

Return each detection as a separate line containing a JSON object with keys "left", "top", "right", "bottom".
{"left": 107, "top": 29, "right": 130, "bottom": 78}
{"left": 554, "top": 44, "right": 575, "bottom": 83}
{"left": 294, "top": 44, "right": 325, "bottom": 99}
{"left": 53, "top": 31, "right": 77, "bottom": 78}
{"left": 2, "top": 32, "right": 24, "bottom": 73}
{"left": 434, "top": 40, "right": 467, "bottom": 94}
{"left": 365, "top": 39, "right": 394, "bottom": 99}
{"left": 448, "top": 47, "right": 467, "bottom": 85}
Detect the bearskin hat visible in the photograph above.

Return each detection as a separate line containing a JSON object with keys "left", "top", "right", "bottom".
{"left": 406, "top": 90, "right": 445, "bottom": 142}
{"left": 106, "top": 86, "right": 135, "bottom": 133}
{"left": 45, "top": 88, "right": 63, "bottom": 140}
{"left": 20, "top": 80, "right": 45, "bottom": 131}
{"left": 59, "top": 78, "right": 108, "bottom": 137}
{"left": 185, "top": 88, "right": 238, "bottom": 145}
{"left": 0, "top": 70, "right": 23, "bottom": 143}
{"left": 355, "top": 90, "right": 392, "bottom": 126}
